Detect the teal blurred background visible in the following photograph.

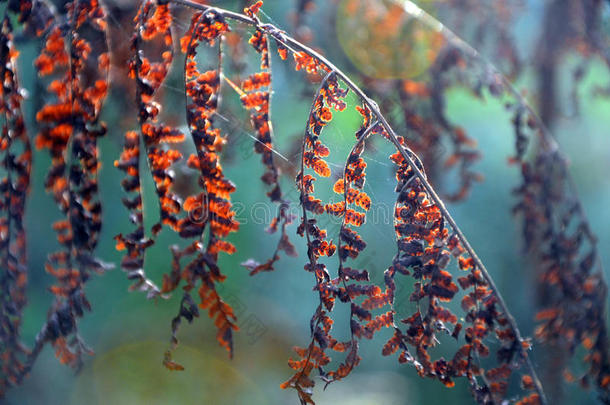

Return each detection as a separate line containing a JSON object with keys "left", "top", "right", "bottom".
{"left": 5, "top": 0, "right": 610, "bottom": 404}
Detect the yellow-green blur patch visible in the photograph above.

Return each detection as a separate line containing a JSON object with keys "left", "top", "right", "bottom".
{"left": 70, "top": 340, "right": 267, "bottom": 405}
{"left": 336, "top": 0, "right": 444, "bottom": 79}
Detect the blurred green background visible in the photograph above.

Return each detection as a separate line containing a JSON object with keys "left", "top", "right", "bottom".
{"left": 5, "top": 0, "right": 610, "bottom": 404}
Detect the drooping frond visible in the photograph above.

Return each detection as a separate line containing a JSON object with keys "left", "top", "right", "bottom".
{"left": 161, "top": 8, "right": 239, "bottom": 367}
{"left": 239, "top": 5, "right": 296, "bottom": 276}
{"left": 512, "top": 122, "right": 610, "bottom": 400}
{"left": 31, "top": 0, "right": 111, "bottom": 373}
{"left": 115, "top": 0, "right": 183, "bottom": 298}
{"left": 0, "top": 15, "right": 32, "bottom": 392}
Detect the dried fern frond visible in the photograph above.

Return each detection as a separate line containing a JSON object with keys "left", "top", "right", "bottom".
{"left": 161, "top": 7, "right": 239, "bottom": 367}
{"left": 115, "top": 0, "right": 181, "bottom": 298}
{"left": 27, "top": 0, "right": 112, "bottom": 376}
{"left": 0, "top": 14, "right": 32, "bottom": 392}
{"left": 239, "top": 16, "right": 297, "bottom": 276}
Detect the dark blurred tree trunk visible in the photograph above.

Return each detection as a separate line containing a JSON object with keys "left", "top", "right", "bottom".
{"left": 536, "top": 0, "right": 605, "bottom": 129}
